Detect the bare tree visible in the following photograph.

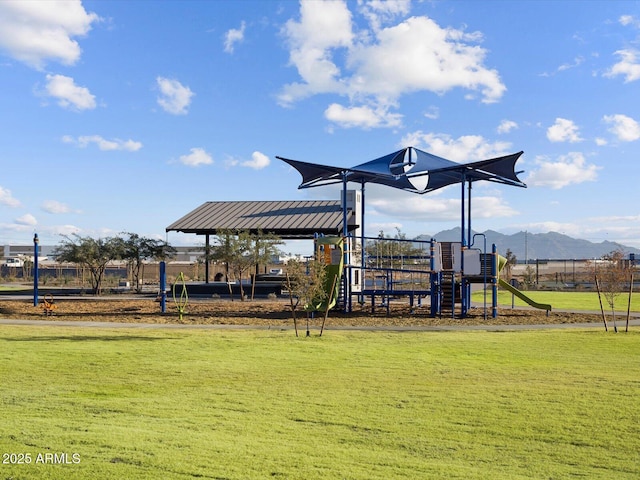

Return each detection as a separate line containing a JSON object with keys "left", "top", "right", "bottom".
{"left": 210, "top": 230, "right": 254, "bottom": 301}
{"left": 285, "top": 258, "right": 328, "bottom": 337}
{"left": 596, "top": 249, "right": 630, "bottom": 333}
{"left": 249, "top": 230, "right": 283, "bottom": 300}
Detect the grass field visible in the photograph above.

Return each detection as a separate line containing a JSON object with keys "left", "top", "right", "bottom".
{"left": 473, "top": 289, "right": 640, "bottom": 312}
{"left": 1, "top": 325, "right": 639, "bottom": 479}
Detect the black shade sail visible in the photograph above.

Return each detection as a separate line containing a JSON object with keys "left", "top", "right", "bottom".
{"left": 277, "top": 147, "right": 526, "bottom": 194}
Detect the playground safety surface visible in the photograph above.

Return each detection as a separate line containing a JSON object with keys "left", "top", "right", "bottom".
{"left": 0, "top": 297, "right": 625, "bottom": 328}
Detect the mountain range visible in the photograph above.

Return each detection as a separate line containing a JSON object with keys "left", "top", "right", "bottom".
{"left": 415, "top": 228, "right": 640, "bottom": 261}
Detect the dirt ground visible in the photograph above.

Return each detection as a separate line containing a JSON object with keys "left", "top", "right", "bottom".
{"left": 0, "top": 295, "right": 611, "bottom": 328}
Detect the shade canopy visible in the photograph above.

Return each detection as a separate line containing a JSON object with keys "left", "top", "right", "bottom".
{"left": 166, "top": 200, "right": 356, "bottom": 239}
{"left": 277, "top": 147, "right": 526, "bottom": 194}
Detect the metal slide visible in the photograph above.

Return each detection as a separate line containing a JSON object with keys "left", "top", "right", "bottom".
{"left": 498, "top": 278, "right": 552, "bottom": 312}
{"left": 497, "top": 254, "right": 551, "bottom": 311}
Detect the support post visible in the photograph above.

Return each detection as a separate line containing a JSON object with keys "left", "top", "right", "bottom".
{"left": 205, "top": 234, "right": 210, "bottom": 283}
{"left": 492, "top": 244, "right": 498, "bottom": 318}
{"left": 160, "top": 261, "right": 166, "bottom": 313}
{"left": 33, "top": 233, "right": 39, "bottom": 307}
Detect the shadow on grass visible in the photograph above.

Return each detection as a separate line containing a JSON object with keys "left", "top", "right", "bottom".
{"left": 1, "top": 335, "right": 176, "bottom": 342}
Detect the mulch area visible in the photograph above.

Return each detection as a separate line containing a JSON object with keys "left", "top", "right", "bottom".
{"left": 0, "top": 296, "right": 610, "bottom": 328}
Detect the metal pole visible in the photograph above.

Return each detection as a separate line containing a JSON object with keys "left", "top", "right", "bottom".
{"left": 460, "top": 176, "right": 465, "bottom": 245}
{"left": 492, "top": 243, "right": 498, "bottom": 318}
{"left": 33, "top": 233, "right": 39, "bottom": 307}
{"left": 342, "top": 172, "right": 349, "bottom": 312}
{"left": 205, "top": 234, "right": 210, "bottom": 283}
{"left": 160, "top": 261, "right": 166, "bottom": 313}
{"left": 467, "top": 181, "right": 472, "bottom": 247}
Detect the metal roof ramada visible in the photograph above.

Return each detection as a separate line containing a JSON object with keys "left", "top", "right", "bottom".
{"left": 166, "top": 200, "right": 356, "bottom": 239}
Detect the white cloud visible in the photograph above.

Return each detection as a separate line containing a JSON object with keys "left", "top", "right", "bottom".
{"left": 0, "top": 186, "right": 21, "bottom": 207}
{"left": 423, "top": 106, "right": 439, "bottom": 120}
{"left": 41, "top": 200, "right": 71, "bottom": 214}
{"left": 369, "top": 191, "right": 517, "bottom": 222}
{"left": 497, "top": 119, "right": 518, "bottom": 134}
{"left": 357, "top": 0, "right": 410, "bottom": 31}
{"left": 603, "top": 114, "right": 640, "bottom": 142}
{"left": 224, "top": 21, "right": 246, "bottom": 54}
{"left": 179, "top": 147, "right": 213, "bottom": 167}
{"left": 604, "top": 49, "right": 640, "bottom": 83}
{"left": 619, "top": 15, "right": 640, "bottom": 28}
{"left": 64, "top": 134, "right": 142, "bottom": 151}
{"left": 45, "top": 74, "right": 96, "bottom": 110}
{"left": 324, "top": 103, "right": 402, "bottom": 129}
{"left": 546, "top": 118, "right": 582, "bottom": 143}
{"left": 526, "top": 152, "right": 599, "bottom": 189}
{"left": 0, "top": 0, "right": 99, "bottom": 70}
{"left": 15, "top": 213, "right": 37, "bottom": 226}
{"left": 400, "top": 131, "right": 512, "bottom": 161}
{"left": 279, "top": 1, "right": 505, "bottom": 128}
{"left": 241, "top": 151, "right": 270, "bottom": 170}
{"left": 156, "top": 77, "right": 194, "bottom": 115}
{"left": 279, "top": 0, "right": 353, "bottom": 105}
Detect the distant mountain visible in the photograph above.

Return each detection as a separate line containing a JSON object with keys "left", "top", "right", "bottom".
{"left": 414, "top": 228, "right": 640, "bottom": 260}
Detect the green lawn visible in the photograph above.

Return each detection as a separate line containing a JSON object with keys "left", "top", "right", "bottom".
{"left": 473, "top": 288, "right": 640, "bottom": 312}
{"left": 1, "top": 326, "right": 639, "bottom": 479}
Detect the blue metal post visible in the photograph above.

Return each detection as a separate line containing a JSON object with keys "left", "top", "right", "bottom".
{"left": 160, "top": 261, "right": 166, "bottom": 313}
{"left": 430, "top": 239, "right": 439, "bottom": 317}
{"left": 33, "top": 233, "right": 39, "bottom": 307}
{"left": 492, "top": 243, "right": 498, "bottom": 318}
{"left": 342, "top": 172, "right": 349, "bottom": 312}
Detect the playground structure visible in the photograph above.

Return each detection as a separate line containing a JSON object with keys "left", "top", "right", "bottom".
{"left": 330, "top": 233, "right": 551, "bottom": 318}
{"left": 279, "top": 146, "right": 552, "bottom": 319}
{"left": 164, "top": 145, "right": 552, "bottom": 318}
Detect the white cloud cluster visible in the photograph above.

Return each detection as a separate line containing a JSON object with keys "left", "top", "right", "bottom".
{"left": 15, "top": 213, "right": 37, "bottom": 226}
{"left": 603, "top": 114, "right": 640, "bottom": 142}
{"left": 42, "top": 200, "right": 71, "bottom": 214}
{"left": 157, "top": 77, "right": 194, "bottom": 115}
{"left": 400, "top": 131, "right": 512, "bottom": 161}
{"left": 497, "top": 120, "right": 518, "bottom": 134}
{"left": 45, "top": 74, "right": 96, "bottom": 110}
{"left": 605, "top": 49, "right": 640, "bottom": 83}
{"left": 0, "top": 186, "right": 21, "bottom": 207}
{"left": 0, "top": 0, "right": 99, "bottom": 70}
{"left": 179, "top": 148, "right": 213, "bottom": 167}
{"left": 62, "top": 135, "right": 142, "bottom": 151}
{"left": 357, "top": 0, "right": 410, "bottom": 32}
{"left": 546, "top": 118, "right": 582, "bottom": 143}
{"left": 241, "top": 151, "right": 270, "bottom": 170}
{"left": 526, "top": 152, "right": 599, "bottom": 189}
{"left": 224, "top": 21, "right": 246, "bottom": 54}
{"left": 225, "top": 151, "right": 271, "bottom": 170}
{"left": 369, "top": 191, "right": 517, "bottom": 223}
{"left": 279, "top": 0, "right": 505, "bottom": 129}
{"left": 325, "top": 103, "right": 402, "bottom": 129}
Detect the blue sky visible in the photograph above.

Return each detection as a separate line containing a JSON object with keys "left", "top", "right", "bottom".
{"left": 1, "top": 0, "right": 639, "bottom": 255}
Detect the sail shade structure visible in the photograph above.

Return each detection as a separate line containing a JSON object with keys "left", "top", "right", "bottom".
{"left": 277, "top": 147, "right": 526, "bottom": 194}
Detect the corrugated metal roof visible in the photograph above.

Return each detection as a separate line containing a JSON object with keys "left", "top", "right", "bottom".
{"left": 166, "top": 200, "right": 355, "bottom": 239}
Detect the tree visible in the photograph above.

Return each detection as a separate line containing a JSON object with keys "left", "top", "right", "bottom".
{"left": 285, "top": 257, "right": 328, "bottom": 337}
{"left": 595, "top": 249, "right": 630, "bottom": 333}
{"left": 54, "top": 235, "right": 124, "bottom": 295}
{"left": 210, "top": 230, "right": 254, "bottom": 301}
{"left": 120, "top": 232, "right": 176, "bottom": 293}
{"left": 249, "top": 230, "right": 283, "bottom": 300}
